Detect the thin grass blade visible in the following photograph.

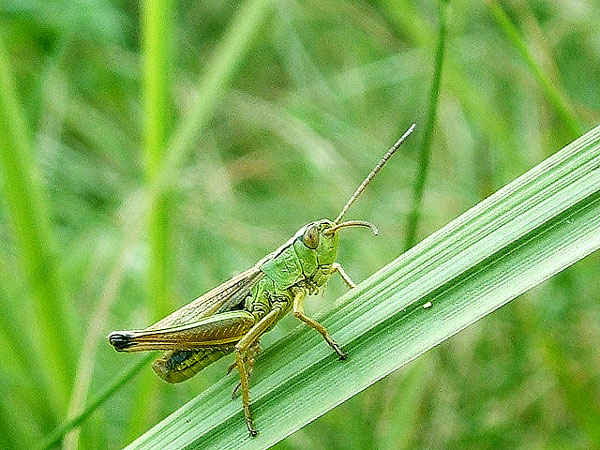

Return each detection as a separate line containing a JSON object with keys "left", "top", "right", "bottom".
{"left": 0, "top": 32, "right": 74, "bottom": 413}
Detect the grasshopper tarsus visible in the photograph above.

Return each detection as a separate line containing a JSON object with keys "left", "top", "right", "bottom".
{"left": 333, "top": 343, "right": 347, "bottom": 360}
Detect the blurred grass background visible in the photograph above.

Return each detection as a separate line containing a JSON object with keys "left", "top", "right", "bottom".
{"left": 0, "top": 0, "right": 599, "bottom": 449}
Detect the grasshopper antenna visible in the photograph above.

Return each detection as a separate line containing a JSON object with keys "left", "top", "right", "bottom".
{"left": 334, "top": 123, "right": 416, "bottom": 224}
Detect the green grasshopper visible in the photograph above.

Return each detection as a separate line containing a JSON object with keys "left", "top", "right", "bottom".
{"left": 108, "top": 123, "right": 415, "bottom": 436}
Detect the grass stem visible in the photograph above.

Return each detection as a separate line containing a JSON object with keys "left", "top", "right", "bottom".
{"left": 404, "top": 0, "right": 449, "bottom": 250}
{"left": 485, "top": 0, "right": 583, "bottom": 139}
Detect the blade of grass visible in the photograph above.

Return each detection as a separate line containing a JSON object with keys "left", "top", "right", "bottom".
{"left": 374, "top": 3, "right": 450, "bottom": 440}
{"left": 0, "top": 258, "right": 41, "bottom": 377}
{"left": 126, "top": 0, "right": 175, "bottom": 441}
{"left": 154, "top": 0, "right": 273, "bottom": 201}
{"left": 0, "top": 257, "right": 57, "bottom": 441}
{"left": 124, "top": 125, "right": 600, "bottom": 449}
{"left": 375, "top": 0, "right": 519, "bottom": 184}
{"left": 144, "top": 0, "right": 174, "bottom": 320}
{"left": 0, "top": 31, "right": 74, "bottom": 413}
{"left": 404, "top": 0, "right": 449, "bottom": 250}
{"left": 0, "top": 379, "right": 45, "bottom": 449}
{"left": 35, "top": 354, "right": 156, "bottom": 450}
{"left": 128, "top": 0, "right": 273, "bottom": 440}
{"left": 35, "top": 2, "right": 274, "bottom": 445}
{"left": 485, "top": 0, "right": 583, "bottom": 139}
{"left": 63, "top": 240, "right": 132, "bottom": 450}
{"left": 379, "top": 2, "right": 449, "bottom": 442}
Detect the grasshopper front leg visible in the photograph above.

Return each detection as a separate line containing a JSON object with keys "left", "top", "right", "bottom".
{"left": 293, "top": 289, "right": 347, "bottom": 360}
{"left": 330, "top": 262, "right": 357, "bottom": 289}
{"left": 235, "top": 308, "right": 281, "bottom": 437}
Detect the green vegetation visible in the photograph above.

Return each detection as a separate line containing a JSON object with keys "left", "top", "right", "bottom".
{"left": 1, "top": 1, "right": 599, "bottom": 449}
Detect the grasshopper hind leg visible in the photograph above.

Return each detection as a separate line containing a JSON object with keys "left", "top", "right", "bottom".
{"left": 228, "top": 342, "right": 262, "bottom": 398}
{"left": 234, "top": 308, "right": 282, "bottom": 437}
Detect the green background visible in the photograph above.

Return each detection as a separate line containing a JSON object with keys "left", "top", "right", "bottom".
{"left": 1, "top": 0, "right": 599, "bottom": 449}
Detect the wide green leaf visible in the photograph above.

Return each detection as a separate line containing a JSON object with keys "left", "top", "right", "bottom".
{"left": 127, "top": 125, "right": 600, "bottom": 449}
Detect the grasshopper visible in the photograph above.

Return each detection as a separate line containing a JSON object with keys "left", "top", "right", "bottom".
{"left": 108, "top": 123, "right": 415, "bottom": 436}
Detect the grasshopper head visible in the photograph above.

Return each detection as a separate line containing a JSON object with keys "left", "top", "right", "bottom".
{"left": 298, "top": 219, "right": 378, "bottom": 265}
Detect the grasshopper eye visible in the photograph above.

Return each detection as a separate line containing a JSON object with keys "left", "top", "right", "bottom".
{"left": 302, "top": 225, "right": 320, "bottom": 249}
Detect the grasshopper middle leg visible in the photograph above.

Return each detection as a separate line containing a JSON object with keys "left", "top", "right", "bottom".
{"left": 293, "top": 290, "right": 347, "bottom": 360}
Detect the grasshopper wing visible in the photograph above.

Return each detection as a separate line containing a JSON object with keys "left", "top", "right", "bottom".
{"left": 147, "top": 265, "right": 265, "bottom": 330}
{"left": 122, "top": 236, "right": 294, "bottom": 332}
{"left": 109, "top": 310, "right": 256, "bottom": 352}
{"left": 108, "top": 309, "right": 257, "bottom": 383}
